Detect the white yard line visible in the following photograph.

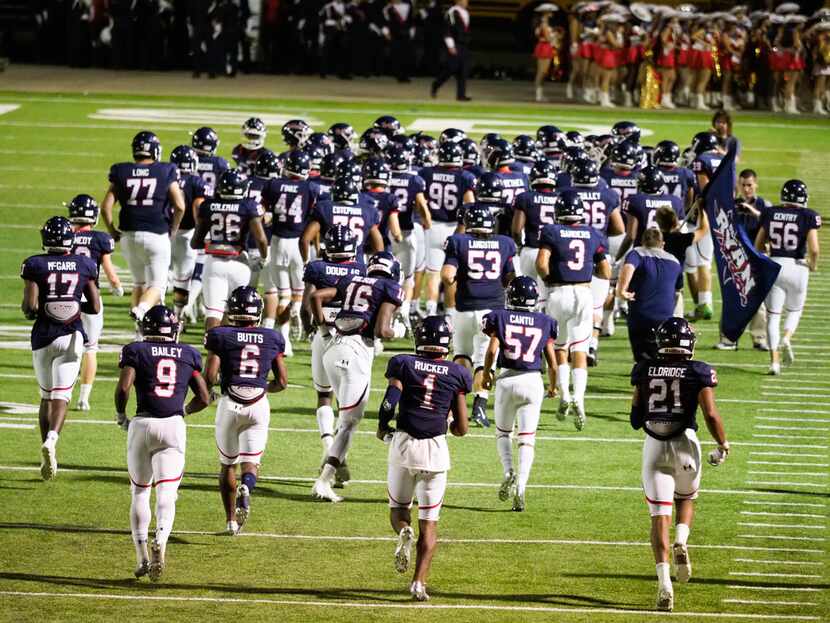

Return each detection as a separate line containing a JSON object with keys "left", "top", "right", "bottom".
{"left": 745, "top": 480, "right": 828, "bottom": 488}
{"left": 748, "top": 461, "right": 830, "bottom": 467}
{"left": 741, "top": 512, "right": 827, "bottom": 520}
{"left": 728, "top": 572, "right": 822, "bottom": 579}
{"left": 728, "top": 585, "right": 823, "bottom": 592}
{"left": 737, "top": 522, "right": 825, "bottom": 531}
{"left": 738, "top": 535, "right": 826, "bottom": 543}
{"left": 749, "top": 452, "right": 828, "bottom": 460}
{"left": 742, "top": 501, "right": 826, "bottom": 509}
{"left": 755, "top": 418, "right": 830, "bottom": 425}
{"left": 732, "top": 559, "right": 824, "bottom": 566}
{"left": 722, "top": 599, "right": 818, "bottom": 607}
{"left": 748, "top": 470, "right": 829, "bottom": 478}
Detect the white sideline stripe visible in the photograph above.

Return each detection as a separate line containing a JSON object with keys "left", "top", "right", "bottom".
{"left": 738, "top": 522, "right": 825, "bottom": 531}
{"left": 742, "top": 501, "right": 827, "bottom": 509}
{"left": 755, "top": 425, "right": 830, "bottom": 432}
{"left": 749, "top": 452, "right": 828, "bottom": 459}
{"left": 741, "top": 512, "right": 828, "bottom": 519}
{"left": 0, "top": 104, "right": 20, "bottom": 116}
{"left": 748, "top": 470, "right": 829, "bottom": 478}
{"left": 759, "top": 395, "right": 830, "bottom": 403}
{"left": 729, "top": 572, "right": 822, "bottom": 579}
{"left": 723, "top": 599, "right": 818, "bottom": 606}
{"left": 738, "top": 535, "right": 826, "bottom": 543}
{"left": 0, "top": 423, "right": 34, "bottom": 429}
{"left": 0, "top": 591, "right": 821, "bottom": 621}
{"left": 749, "top": 461, "right": 830, "bottom": 468}
{"left": 763, "top": 385, "right": 830, "bottom": 392}
{"left": 755, "top": 417, "right": 830, "bottom": 424}
{"left": 732, "top": 559, "right": 824, "bottom": 567}
{"left": 751, "top": 435, "right": 830, "bottom": 443}
{"left": 728, "top": 585, "right": 823, "bottom": 593}
{"left": 765, "top": 372, "right": 830, "bottom": 378}
{"left": 746, "top": 480, "right": 828, "bottom": 488}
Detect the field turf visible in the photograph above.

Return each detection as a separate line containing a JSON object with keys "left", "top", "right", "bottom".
{"left": 0, "top": 90, "right": 827, "bottom": 622}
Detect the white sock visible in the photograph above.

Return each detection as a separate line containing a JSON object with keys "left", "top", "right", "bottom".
{"left": 675, "top": 523, "right": 690, "bottom": 546}
{"left": 401, "top": 299, "right": 411, "bottom": 318}
{"left": 78, "top": 384, "right": 92, "bottom": 404}
{"left": 767, "top": 315, "right": 781, "bottom": 353}
{"left": 589, "top": 335, "right": 598, "bottom": 351}
{"left": 131, "top": 485, "right": 151, "bottom": 562}
{"left": 656, "top": 562, "right": 672, "bottom": 588}
{"left": 517, "top": 443, "right": 535, "bottom": 495}
{"left": 154, "top": 483, "right": 178, "bottom": 554}
{"left": 783, "top": 310, "right": 802, "bottom": 335}
{"left": 136, "top": 302, "right": 151, "bottom": 319}
{"left": 262, "top": 317, "right": 275, "bottom": 329}
{"left": 497, "top": 433, "right": 513, "bottom": 474}
{"left": 425, "top": 300, "right": 438, "bottom": 316}
{"left": 290, "top": 300, "right": 301, "bottom": 317}
{"left": 557, "top": 364, "right": 571, "bottom": 401}
{"left": 475, "top": 389, "right": 489, "bottom": 402}
{"left": 572, "top": 367, "right": 588, "bottom": 402}
{"left": 320, "top": 463, "right": 336, "bottom": 482}
{"left": 445, "top": 306, "right": 456, "bottom": 322}
{"left": 316, "top": 406, "right": 335, "bottom": 453}
{"left": 46, "top": 430, "right": 59, "bottom": 444}
{"left": 698, "top": 291, "right": 712, "bottom": 306}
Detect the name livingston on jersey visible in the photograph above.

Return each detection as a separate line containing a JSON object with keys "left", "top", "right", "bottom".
{"left": 647, "top": 365, "right": 687, "bottom": 378}
{"left": 47, "top": 260, "right": 79, "bottom": 271}
{"left": 559, "top": 229, "right": 591, "bottom": 240}
{"left": 508, "top": 313, "right": 536, "bottom": 326}
{"left": 414, "top": 359, "right": 450, "bottom": 376}
{"left": 468, "top": 239, "right": 501, "bottom": 250}
{"left": 150, "top": 345, "right": 184, "bottom": 358}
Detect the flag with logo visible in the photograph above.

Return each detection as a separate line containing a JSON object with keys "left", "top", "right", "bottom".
{"left": 702, "top": 143, "right": 781, "bottom": 343}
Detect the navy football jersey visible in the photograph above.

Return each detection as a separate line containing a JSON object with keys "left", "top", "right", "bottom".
{"left": 737, "top": 195, "right": 771, "bottom": 244}
{"left": 303, "top": 259, "right": 366, "bottom": 325}
{"left": 333, "top": 274, "right": 403, "bottom": 339}
{"left": 659, "top": 165, "right": 695, "bottom": 200}
{"left": 21, "top": 253, "right": 97, "bottom": 349}
{"left": 538, "top": 224, "right": 607, "bottom": 284}
{"left": 419, "top": 165, "right": 476, "bottom": 223}
{"left": 691, "top": 152, "right": 722, "bottom": 182}
{"left": 483, "top": 308, "right": 557, "bottom": 372}
{"left": 195, "top": 154, "right": 229, "bottom": 194}
{"left": 119, "top": 341, "right": 202, "bottom": 418}
{"left": 567, "top": 184, "right": 621, "bottom": 236}
{"left": 386, "top": 354, "right": 473, "bottom": 439}
{"left": 231, "top": 145, "right": 262, "bottom": 176}
{"left": 760, "top": 205, "right": 821, "bottom": 260}
{"left": 624, "top": 193, "right": 686, "bottom": 245}
{"left": 263, "top": 177, "right": 320, "bottom": 238}
{"left": 443, "top": 234, "right": 516, "bottom": 312}
{"left": 599, "top": 166, "right": 641, "bottom": 204}
{"left": 514, "top": 189, "right": 558, "bottom": 248}
{"left": 246, "top": 176, "right": 273, "bottom": 249}
{"left": 389, "top": 171, "right": 426, "bottom": 231}
{"left": 204, "top": 326, "right": 285, "bottom": 403}
{"left": 109, "top": 162, "right": 179, "bottom": 234}
{"left": 362, "top": 189, "right": 399, "bottom": 250}
{"left": 71, "top": 229, "right": 115, "bottom": 286}
{"left": 464, "top": 164, "right": 487, "bottom": 179}
{"left": 178, "top": 173, "right": 208, "bottom": 231}
{"left": 312, "top": 199, "right": 381, "bottom": 260}
{"left": 496, "top": 170, "right": 530, "bottom": 209}
{"left": 625, "top": 247, "right": 682, "bottom": 326}
{"left": 630, "top": 359, "right": 718, "bottom": 441}
{"left": 198, "top": 197, "right": 262, "bottom": 256}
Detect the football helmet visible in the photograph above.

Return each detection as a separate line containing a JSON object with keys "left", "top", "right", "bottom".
{"left": 284, "top": 150, "right": 311, "bottom": 179}
{"left": 506, "top": 275, "right": 538, "bottom": 311}
{"left": 227, "top": 286, "right": 263, "bottom": 325}
{"left": 191, "top": 126, "right": 220, "bottom": 155}
{"left": 414, "top": 315, "right": 452, "bottom": 356}
{"left": 476, "top": 172, "right": 504, "bottom": 204}
{"left": 459, "top": 138, "right": 481, "bottom": 166}
{"left": 306, "top": 132, "right": 334, "bottom": 155}
{"left": 305, "top": 144, "right": 327, "bottom": 173}
{"left": 328, "top": 122, "right": 356, "bottom": 150}
{"left": 67, "top": 194, "right": 99, "bottom": 225}
{"left": 367, "top": 251, "right": 401, "bottom": 281}
{"left": 216, "top": 169, "right": 250, "bottom": 200}
{"left": 413, "top": 144, "right": 436, "bottom": 168}
{"left": 243, "top": 117, "right": 268, "bottom": 150}
{"left": 332, "top": 176, "right": 360, "bottom": 203}
{"left": 565, "top": 130, "right": 585, "bottom": 148}
{"left": 41, "top": 216, "right": 75, "bottom": 252}
{"left": 413, "top": 133, "right": 437, "bottom": 151}
{"left": 690, "top": 131, "right": 719, "bottom": 155}
{"left": 781, "top": 179, "right": 808, "bottom": 207}
{"left": 373, "top": 115, "right": 402, "bottom": 137}
{"left": 555, "top": 189, "right": 585, "bottom": 223}
{"left": 388, "top": 134, "right": 416, "bottom": 156}
{"left": 530, "top": 159, "right": 557, "bottom": 188}
{"left": 170, "top": 145, "right": 199, "bottom": 175}
{"left": 141, "top": 305, "right": 180, "bottom": 343}
{"left": 437, "top": 141, "right": 464, "bottom": 167}
{"left": 362, "top": 157, "right": 391, "bottom": 187}
{"left": 536, "top": 125, "right": 566, "bottom": 155}
{"left": 281, "top": 119, "right": 311, "bottom": 149}
{"left": 387, "top": 144, "right": 411, "bottom": 172}
{"left": 254, "top": 149, "right": 283, "bottom": 179}
{"left": 359, "top": 127, "right": 390, "bottom": 155}
{"left": 562, "top": 146, "right": 589, "bottom": 173}
{"left": 323, "top": 224, "right": 358, "bottom": 261}
{"left": 335, "top": 159, "right": 363, "bottom": 185}
{"left": 653, "top": 140, "right": 681, "bottom": 167}
{"left": 463, "top": 202, "right": 495, "bottom": 234}
{"left": 132, "top": 130, "right": 161, "bottom": 161}
{"left": 610, "top": 139, "right": 640, "bottom": 169}
{"left": 656, "top": 317, "right": 696, "bottom": 358}
{"left": 638, "top": 165, "right": 665, "bottom": 195}
{"left": 512, "top": 134, "right": 538, "bottom": 162}
{"left": 320, "top": 152, "right": 347, "bottom": 180}
{"left": 439, "top": 128, "right": 467, "bottom": 144}
{"left": 571, "top": 158, "right": 600, "bottom": 186}
{"left": 485, "top": 138, "right": 515, "bottom": 169}
{"left": 611, "top": 120, "right": 642, "bottom": 144}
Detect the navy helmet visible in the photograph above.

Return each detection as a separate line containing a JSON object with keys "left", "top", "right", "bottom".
{"left": 141, "top": 305, "right": 180, "bottom": 343}
{"left": 638, "top": 165, "right": 665, "bottom": 195}
{"left": 227, "top": 286, "right": 263, "bottom": 325}
{"left": 530, "top": 159, "right": 557, "bottom": 188}
{"left": 67, "top": 194, "right": 99, "bottom": 225}
{"left": 281, "top": 119, "right": 309, "bottom": 149}
{"left": 513, "top": 134, "right": 538, "bottom": 162}
{"left": 440, "top": 127, "right": 467, "bottom": 144}
{"left": 656, "top": 317, "right": 696, "bottom": 358}
{"left": 571, "top": 158, "right": 600, "bottom": 186}
{"left": 216, "top": 169, "right": 250, "bottom": 200}
{"left": 191, "top": 126, "right": 219, "bottom": 155}
{"left": 332, "top": 176, "right": 360, "bottom": 203}
{"left": 413, "top": 144, "right": 435, "bottom": 168}
{"left": 41, "top": 216, "right": 75, "bottom": 252}
{"left": 485, "top": 138, "right": 515, "bottom": 169}
{"left": 320, "top": 152, "right": 347, "bottom": 180}
{"left": 242, "top": 117, "right": 268, "bottom": 149}
{"left": 305, "top": 144, "right": 327, "bottom": 173}
{"left": 387, "top": 144, "right": 411, "bottom": 172}
{"left": 415, "top": 315, "right": 452, "bottom": 356}
{"left": 335, "top": 159, "right": 363, "bottom": 185}
{"left": 611, "top": 121, "right": 642, "bottom": 144}
{"left": 132, "top": 130, "right": 161, "bottom": 161}
{"left": 359, "top": 128, "right": 389, "bottom": 155}
{"left": 463, "top": 202, "right": 495, "bottom": 235}
{"left": 323, "top": 224, "right": 357, "bottom": 261}
{"left": 254, "top": 149, "right": 283, "bottom": 179}
{"left": 536, "top": 125, "right": 566, "bottom": 155}
{"left": 476, "top": 172, "right": 504, "bottom": 204}
{"left": 653, "top": 140, "right": 681, "bottom": 167}
{"left": 306, "top": 132, "right": 334, "bottom": 155}
{"left": 506, "top": 276, "right": 539, "bottom": 311}
{"left": 328, "top": 122, "right": 355, "bottom": 150}
{"left": 362, "top": 157, "right": 391, "bottom": 187}
{"left": 437, "top": 141, "right": 463, "bottom": 167}
{"left": 780, "top": 179, "right": 808, "bottom": 207}
{"left": 170, "top": 145, "right": 199, "bottom": 175}
{"left": 373, "top": 115, "right": 402, "bottom": 137}
{"left": 367, "top": 251, "right": 401, "bottom": 281}
{"left": 691, "top": 131, "right": 719, "bottom": 155}
{"left": 459, "top": 138, "right": 481, "bottom": 166}
{"left": 610, "top": 139, "right": 640, "bottom": 169}
{"left": 284, "top": 150, "right": 311, "bottom": 179}
{"left": 556, "top": 189, "right": 585, "bottom": 223}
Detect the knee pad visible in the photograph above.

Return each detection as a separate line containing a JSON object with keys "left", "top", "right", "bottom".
{"left": 517, "top": 434, "right": 536, "bottom": 448}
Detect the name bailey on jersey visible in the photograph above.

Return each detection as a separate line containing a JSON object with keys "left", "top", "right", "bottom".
{"left": 711, "top": 197, "right": 755, "bottom": 307}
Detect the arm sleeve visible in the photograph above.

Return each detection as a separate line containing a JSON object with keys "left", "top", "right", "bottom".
{"left": 443, "top": 236, "right": 460, "bottom": 267}
{"left": 385, "top": 355, "right": 404, "bottom": 380}
{"left": 548, "top": 317, "right": 558, "bottom": 341}
{"left": 191, "top": 348, "right": 203, "bottom": 373}
{"left": 119, "top": 344, "right": 137, "bottom": 369}
{"left": 625, "top": 249, "right": 642, "bottom": 269}
{"left": 204, "top": 328, "right": 221, "bottom": 354}
{"left": 108, "top": 164, "right": 118, "bottom": 185}
{"left": 695, "top": 362, "right": 718, "bottom": 388}
{"left": 20, "top": 258, "right": 37, "bottom": 281}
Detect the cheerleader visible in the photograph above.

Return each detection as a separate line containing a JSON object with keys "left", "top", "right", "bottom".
{"left": 774, "top": 14, "right": 806, "bottom": 114}
{"left": 809, "top": 21, "right": 830, "bottom": 114}
{"left": 675, "top": 13, "right": 695, "bottom": 107}
{"left": 720, "top": 17, "right": 747, "bottom": 111}
{"left": 567, "top": 4, "right": 599, "bottom": 103}
{"left": 596, "top": 13, "right": 625, "bottom": 108}
{"left": 690, "top": 18, "right": 718, "bottom": 110}
{"left": 623, "top": 6, "right": 652, "bottom": 108}
{"left": 533, "top": 4, "right": 562, "bottom": 103}
{"left": 655, "top": 13, "right": 681, "bottom": 109}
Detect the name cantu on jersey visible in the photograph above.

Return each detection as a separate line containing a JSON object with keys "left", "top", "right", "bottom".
{"left": 414, "top": 359, "right": 450, "bottom": 375}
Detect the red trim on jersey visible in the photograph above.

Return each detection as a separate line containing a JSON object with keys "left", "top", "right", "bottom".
{"left": 39, "top": 383, "right": 76, "bottom": 392}
{"left": 239, "top": 450, "right": 263, "bottom": 457}
{"left": 154, "top": 472, "right": 184, "bottom": 487}
{"left": 217, "top": 445, "right": 239, "bottom": 460}
{"left": 191, "top": 370, "right": 201, "bottom": 378}
{"left": 517, "top": 431, "right": 536, "bottom": 436}
{"left": 340, "top": 384, "right": 368, "bottom": 412}
{"left": 130, "top": 476, "right": 152, "bottom": 488}
{"left": 387, "top": 489, "right": 411, "bottom": 507}
{"left": 645, "top": 494, "right": 673, "bottom": 507}
{"left": 569, "top": 336, "right": 590, "bottom": 348}
{"left": 419, "top": 497, "right": 444, "bottom": 510}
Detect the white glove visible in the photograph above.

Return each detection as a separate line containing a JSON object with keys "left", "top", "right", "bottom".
{"left": 708, "top": 442, "right": 730, "bottom": 467}
{"left": 209, "top": 389, "right": 220, "bottom": 404}
{"left": 111, "top": 285, "right": 124, "bottom": 297}
{"left": 116, "top": 412, "right": 130, "bottom": 431}
{"left": 392, "top": 320, "right": 407, "bottom": 339}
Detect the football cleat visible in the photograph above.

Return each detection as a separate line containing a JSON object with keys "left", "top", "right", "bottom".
{"left": 395, "top": 526, "right": 415, "bottom": 573}
{"left": 696, "top": 304, "right": 713, "bottom": 320}
{"left": 499, "top": 470, "right": 516, "bottom": 502}
{"left": 76, "top": 400, "right": 91, "bottom": 412}
{"left": 312, "top": 477, "right": 343, "bottom": 503}
{"left": 134, "top": 559, "right": 151, "bottom": 578}
{"left": 573, "top": 400, "right": 586, "bottom": 431}
{"left": 753, "top": 340, "right": 770, "bottom": 351}
{"left": 587, "top": 346, "right": 598, "bottom": 367}
{"left": 472, "top": 396, "right": 490, "bottom": 428}
{"left": 334, "top": 462, "right": 351, "bottom": 489}
{"left": 673, "top": 543, "right": 691, "bottom": 583}
{"left": 656, "top": 585, "right": 674, "bottom": 611}
{"left": 40, "top": 438, "right": 57, "bottom": 481}
{"left": 148, "top": 539, "right": 164, "bottom": 582}
{"left": 235, "top": 483, "right": 250, "bottom": 530}
{"left": 714, "top": 341, "right": 737, "bottom": 351}
{"left": 410, "top": 581, "right": 430, "bottom": 602}
{"left": 557, "top": 399, "right": 571, "bottom": 422}
{"left": 226, "top": 520, "right": 240, "bottom": 536}
{"left": 512, "top": 490, "right": 525, "bottom": 512}
{"left": 782, "top": 339, "right": 794, "bottom": 365}
{"left": 768, "top": 363, "right": 781, "bottom": 376}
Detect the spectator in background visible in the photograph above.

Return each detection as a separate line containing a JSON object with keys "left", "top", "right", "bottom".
{"left": 532, "top": 4, "right": 561, "bottom": 103}
{"left": 66, "top": 0, "right": 93, "bottom": 68}
{"left": 319, "top": 0, "right": 352, "bottom": 80}
{"left": 384, "top": 0, "right": 415, "bottom": 83}
{"left": 187, "top": 0, "right": 214, "bottom": 78}
{"left": 711, "top": 109, "right": 740, "bottom": 160}
{"left": 430, "top": 0, "right": 471, "bottom": 102}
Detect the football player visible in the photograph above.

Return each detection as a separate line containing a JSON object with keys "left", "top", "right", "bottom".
{"left": 419, "top": 141, "right": 476, "bottom": 318}
{"left": 260, "top": 150, "right": 320, "bottom": 355}
{"left": 310, "top": 252, "right": 404, "bottom": 502}
{"left": 191, "top": 126, "right": 229, "bottom": 193}
{"left": 67, "top": 194, "right": 122, "bottom": 411}
{"left": 536, "top": 125, "right": 566, "bottom": 170}
{"left": 536, "top": 191, "right": 610, "bottom": 430}
{"left": 377, "top": 315, "right": 471, "bottom": 602}
{"left": 328, "top": 122, "right": 356, "bottom": 160}
{"left": 481, "top": 277, "right": 557, "bottom": 511}
{"left": 22, "top": 216, "right": 101, "bottom": 480}
{"left": 233, "top": 117, "right": 269, "bottom": 175}
{"left": 600, "top": 139, "right": 642, "bottom": 206}
{"left": 629, "top": 317, "right": 729, "bottom": 611}
{"left": 244, "top": 150, "right": 281, "bottom": 288}
{"left": 115, "top": 305, "right": 210, "bottom": 581}
{"left": 442, "top": 201, "right": 517, "bottom": 427}
{"left": 653, "top": 140, "right": 695, "bottom": 206}
{"left": 511, "top": 134, "right": 538, "bottom": 176}
{"left": 459, "top": 138, "right": 486, "bottom": 179}
{"left": 617, "top": 166, "right": 685, "bottom": 255}
{"left": 190, "top": 170, "right": 268, "bottom": 332}
{"left": 755, "top": 180, "right": 821, "bottom": 375}
{"left": 169, "top": 145, "right": 208, "bottom": 321}
{"left": 362, "top": 157, "right": 402, "bottom": 252}
{"left": 484, "top": 139, "right": 529, "bottom": 235}
{"left": 302, "top": 225, "right": 365, "bottom": 476}
{"left": 101, "top": 131, "right": 185, "bottom": 321}
{"left": 204, "top": 287, "right": 286, "bottom": 535}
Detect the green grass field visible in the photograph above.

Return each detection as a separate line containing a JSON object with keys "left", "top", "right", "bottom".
{"left": 0, "top": 90, "right": 827, "bottom": 622}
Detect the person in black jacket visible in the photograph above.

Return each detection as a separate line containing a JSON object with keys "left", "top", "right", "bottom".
{"left": 383, "top": 0, "right": 414, "bottom": 82}
{"left": 430, "top": 0, "right": 471, "bottom": 101}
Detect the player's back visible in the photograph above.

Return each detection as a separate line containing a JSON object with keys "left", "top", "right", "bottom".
{"left": 71, "top": 230, "right": 114, "bottom": 283}
{"left": 334, "top": 274, "right": 402, "bottom": 339}
{"left": 120, "top": 340, "right": 202, "bottom": 417}
{"left": 691, "top": 152, "right": 722, "bottom": 179}
{"left": 496, "top": 170, "right": 530, "bottom": 208}
{"left": 625, "top": 193, "right": 685, "bottom": 244}
{"left": 419, "top": 165, "right": 475, "bottom": 223}
{"left": 484, "top": 308, "right": 556, "bottom": 372}
{"left": 659, "top": 165, "right": 694, "bottom": 200}
{"left": 304, "top": 259, "right": 366, "bottom": 324}
{"left": 109, "top": 161, "right": 178, "bottom": 234}
{"left": 515, "top": 189, "right": 558, "bottom": 248}
{"left": 539, "top": 223, "right": 606, "bottom": 284}
{"left": 760, "top": 205, "right": 821, "bottom": 259}
{"left": 178, "top": 173, "right": 208, "bottom": 230}
{"left": 264, "top": 177, "right": 319, "bottom": 238}
{"left": 444, "top": 233, "right": 516, "bottom": 311}
{"left": 196, "top": 154, "right": 229, "bottom": 193}
{"left": 389, "top": 170, "right": 425, "bottom": 231}
{"left": 205, "top": 325, "right": 284, "bottom": 401}
{"left": 568, "top": 184, "right": 620, "bottom": 236}
{"left": 314, "top": 199, "right": 379, "bottom": 258}
{"left": 600, "top": 165, "right": 640, "bottom": 203}
{"left": 199, "top": 196, "right": 261, "bottom": 256}
{"left": 626, "top": 247, "right": 682, "bottom": 323}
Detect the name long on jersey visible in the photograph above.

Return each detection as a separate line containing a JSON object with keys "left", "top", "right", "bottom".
{"left": 109, "top": 162, "right": 179, "bottom": 234}
{"left": 443, "top": 233, "right": 516, "bottom": 312}
{"left": 419, "top": 166, "right": 476, "bottom": 223}
{"left": 303, "top": 259, "right": 366, "bottom": 325}
{"left": 199, "top": 196, "right": 262, "bottom": 256}
{"left": 389, "top": 170, "right": 426, "bottom": 232}
{"left": 263, "top": 177, "right": 320, "bottom": 239}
